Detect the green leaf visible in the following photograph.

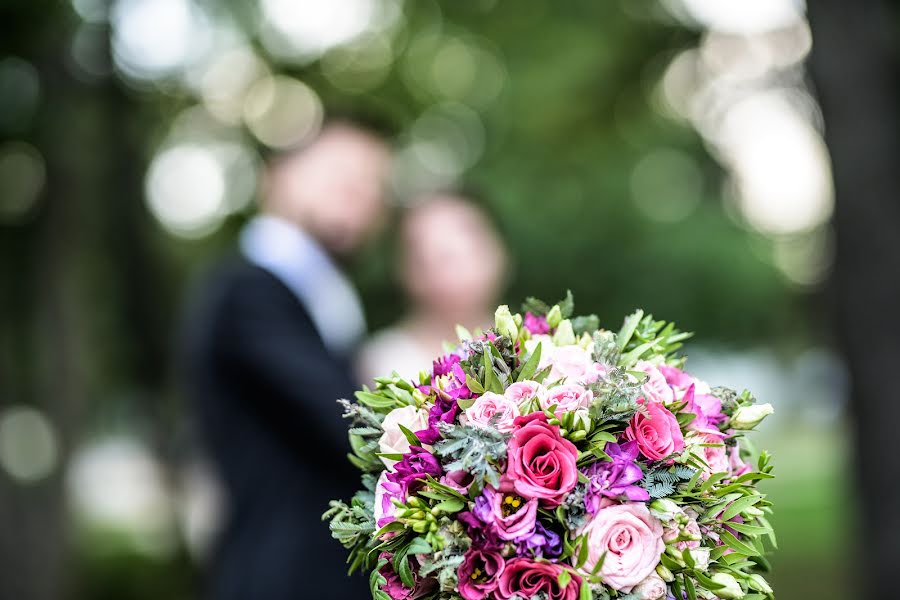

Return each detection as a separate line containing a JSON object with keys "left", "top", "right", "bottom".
{"left": 557, "top": 568, "right": 572, "bottom": 588}
{"left": 516, "top": 342, "right": 543, "bottom": 382}
{"left": 406, "top": 537, "right": 432, "bottom": 555}
{"left": 699, "top": 472, "right": 728, "bottom": 493}
{"left": 433, "top": 498, "right": 465, "bottom": 513}
{"left": 684, "top": 574, "right": 698, "bottom": 600}
{"left": 579, "top": 577, "right": 592, "bottom": 600}
{"left": 397, "top": 424, "right": 421, "bottom": 448}
{"left": 721, "top": 494, "right": 763, "bottom": 522}
{"left": 457, "top": 397, "right": 476, "bottom": 410}
{"left": 617, "top": 310, "right": 644, "bottom": 351}
{"left": 719, "top": 530, "right": 761, "bottom": 556}
{"left": 355, "top": 390, "right": 398, "bottom": 409}
{"left": 682, "top": 548, "right": 695, "bottom": 569}
{"left": 456, "top": 324, "right": 473, "bottom": 341}
{"left": 482, "top": 350, "right": 498, "bottom": 393}
{"left": 693, "top": 570, "right": 727, "bottom": 590}
{"left": 376, "top": 452, "right": 405, "bottom": 461}
{"left": 466, "top": 374, "right": 485, "bottom": 395}
{"left": 575, "top": 534, "right": 590, "bottom": 569}
{"left": 558, "top": 290, "right": 575, "bottom": 318}
{"left": 532, "top": 364, "right": 553, "bottom": 384}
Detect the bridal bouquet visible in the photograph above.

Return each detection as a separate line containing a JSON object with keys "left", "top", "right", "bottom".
{"left": 325, "top": 294, "right": 776, "bottom": 600}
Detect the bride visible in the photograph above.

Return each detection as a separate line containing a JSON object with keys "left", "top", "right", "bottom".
{"left": 357, "top": 192, "right": 508, "bottom": 384}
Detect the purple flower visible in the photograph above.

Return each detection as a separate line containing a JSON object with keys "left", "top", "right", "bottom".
{"left": 458, "top": 510, "right": 503, "bottom": 550}
{"left": 524, "top": 312, "right": 551, "bottom": 335}
{"left": 583, "top": 441, "right": 650, "bottom": 511}
{"left": 379, "top": 552, "right": 436, "bottom": 599}
{"left": 517, "top": 521, "right": 563, "bottom": 559}
{"left": 386, "top": 446, "right": 442, "bottom": 496}
{"left": 415, "top": 391, "right": 461, "bottom": 445}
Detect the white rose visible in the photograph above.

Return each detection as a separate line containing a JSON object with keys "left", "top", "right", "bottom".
{"left": 689, "top": 547, "right": 710, "bottom": 572}
{"left": 633, "top": 573, "right": 667, "bottom": 600}
{"left": 730, "top": 403, "right": 774, "bottom": 430}
{"left": 378, "top": 405, "right": 429, "bottom": 469}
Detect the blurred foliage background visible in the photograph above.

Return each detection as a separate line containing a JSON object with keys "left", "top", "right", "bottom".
{"left": 1, "top": 0, "right": 855, "bottom": 599}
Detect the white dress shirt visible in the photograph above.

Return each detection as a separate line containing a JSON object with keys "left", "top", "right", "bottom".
{"left": 240, "top": 215, "right": 367, "bottom": 356}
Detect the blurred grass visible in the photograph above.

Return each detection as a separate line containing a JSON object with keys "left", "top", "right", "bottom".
{"left": 759, "top": 420, "right": 856, "bottom": 599}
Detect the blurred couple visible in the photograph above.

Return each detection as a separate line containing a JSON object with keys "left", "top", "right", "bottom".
{"left": 183, "top": 121, "right": 507, "bottom": 600}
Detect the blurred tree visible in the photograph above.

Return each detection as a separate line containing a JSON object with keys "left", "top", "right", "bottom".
{"left": 808, "top": 0, "right": 900, "bottom": 596}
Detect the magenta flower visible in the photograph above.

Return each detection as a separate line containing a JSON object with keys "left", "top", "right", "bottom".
{"left": 457, "top": 547, "right": 505, "bottom": 600}
{"left": 524, "top": 312, "right": 551, "bottom": 335}
{"left": 386, "top": 446, "right": 442, "bottom": 496}
{"left": 415, "top": 391, "right": 461, "bottom": 445}
{"left": 583, "top": 441, "right": 649, "bottom": 511}
{"left": 379, "top": 552, "right": 436, "bottom": 599}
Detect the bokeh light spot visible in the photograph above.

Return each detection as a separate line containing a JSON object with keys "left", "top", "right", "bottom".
{"left": 0, "top": 142, "right": 46, "bottom": 223}
{"left": 0, "top": 406, "right": 59, "bottom": 483}
{"left": 243, "top": 75, "right": 323, "bottom": 149}
{"left": 145, "top": 144, "right": 227, "bottom": 238}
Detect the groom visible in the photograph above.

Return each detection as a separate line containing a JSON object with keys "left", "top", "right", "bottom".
{"left": 184, "top": 122, "right": 389, "bottom": 600}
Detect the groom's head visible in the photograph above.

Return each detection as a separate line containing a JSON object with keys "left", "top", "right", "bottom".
{"left": 262, "top": 121, "right": 390, "bottom": 255}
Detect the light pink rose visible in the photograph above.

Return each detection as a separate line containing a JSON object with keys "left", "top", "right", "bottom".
{"left": 580, "top": 503, "right": 665, "bottom": 592}
{"left": 506, "top": 413, "right": 579, "bottom": 506}
{"left": 548, "top": 345, "right": 599, "bottom": 384}
{"left": 635, "top": 361, "right": 675, "bottom": 405}
{"left": 625, "top": 400, "right": 685, "bottom": 461}
{"left": 463, "top": 392, "right": 519, "bottom": 432}
{"left": 540, "top": 384, "right": 593, "bottom": 417}
{"left": 633, "top": 573, "right": 667, "bottom": 600}
{"left": 505, "top": 380, "right": 546, "bottom": 405}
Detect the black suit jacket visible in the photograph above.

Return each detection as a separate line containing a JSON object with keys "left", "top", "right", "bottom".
{"left": 183, "top": 258, "right": 369, "bottom": 600}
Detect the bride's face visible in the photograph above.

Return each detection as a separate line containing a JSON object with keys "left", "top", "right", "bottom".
{"left": 402, "top": 197, "right": 506, "bottom": 319}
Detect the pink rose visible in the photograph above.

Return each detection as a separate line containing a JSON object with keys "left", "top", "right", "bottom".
{"left": 580, "top": 503, "right": 665, "bottom": 592}
{"left": 505, "top": 380, "right": 546, "bottom": 405}
{"left": 548, "top": 345, "right": 599, "bottom": 384}
{"left": 540, "top": 384, "right": 593, "bottom": 417}
{"left": 635, "top": 361, "right": 675, "bottom": 405}
{"left": 698, "top": 433, "right": 729, "bottom": 477}
{"left": 485, "top": 483, "right": 538, "bottom": 540}
{"left": 463, "top": 392, "right": 519, "bottom": 432}
{"left": 457, "top": 548, "right": 504, "bottom": 600}
{"left": 507, "top": 413, "right": 579, "bottom": 506}
{"left": 625, "top": 400, "right": 685, "bottom": 461}
{"left": 497, "top": 558, "right": 582, "bottom": 600}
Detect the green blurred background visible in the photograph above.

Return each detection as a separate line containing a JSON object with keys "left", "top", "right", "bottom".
{"left": 0, "top": 0, "right": 860, "bottom": 598}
